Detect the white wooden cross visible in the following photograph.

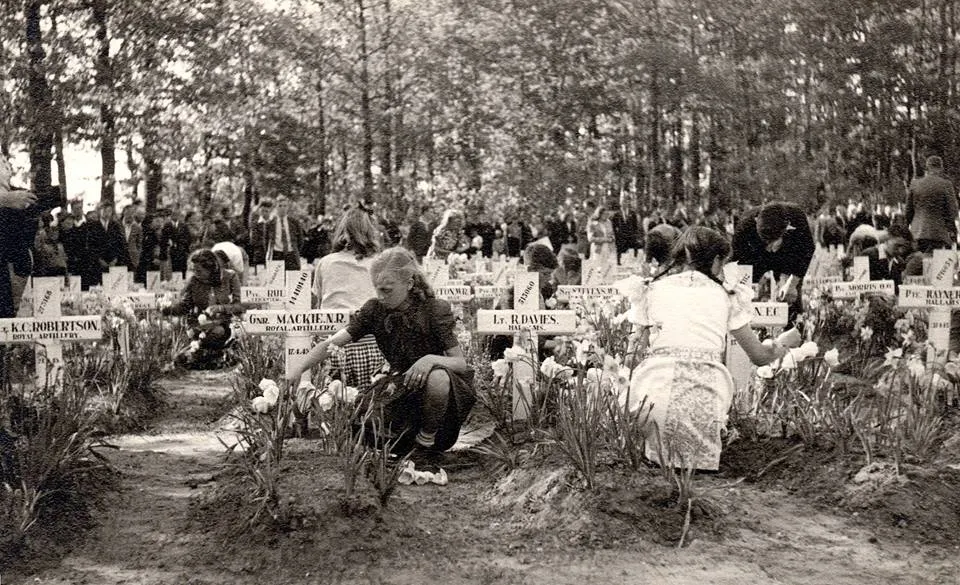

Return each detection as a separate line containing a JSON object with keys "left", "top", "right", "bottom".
{"left": 898, "top": 249, "right": 958, "bottom": 363}
{"left": 723, "top": 264, "right": 789, "bottom": 391}
{"left": 581, "top": 257, "right": 614, "bottom": 286}
{"left": 434, "top": 283, "right": 473, "bottom": 319}
{"left": 242, "top": 268, "right": 351, "bottom": 383}
{"left": 240, "top": 260, "right": 287, "bottom": 308}
{"left": 555, "top": 284, "right": 621, "bottom": 307}
{"left": 476, "top": 272, "right": 579, "bottom": 419}
{"left": 0, "top": 276, "right": 103, "bottom": 387}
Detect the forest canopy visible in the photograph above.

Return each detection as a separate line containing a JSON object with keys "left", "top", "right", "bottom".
{"left": 2, "top": 0, "right": 958, "bottom": 218}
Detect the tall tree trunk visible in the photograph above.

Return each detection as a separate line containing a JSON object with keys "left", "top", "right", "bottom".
{"left": 670, "top": 117, "right": 683, "bottom": 204}
{"left": 316, "top": 76, "right": 328, "bottom": 215}
{"left": 126, "top": 138, "right": 140, "bottom": 201}
{"left": 144, "top": 149, "right": 162, "bottom": 213}
{"left": 93, "top": 0, "right": 116, "bottom": 205}
{"left": 689, "top": 112, "right": 701, "bottom": 207}
{"left": 379, "top": 0, "right": 394, "bottom": 204}
{"left": 632, "top": 104, "right": 646, "bottom": 201}
{"left": 357, "top": 0, "right": 374, "bottom": 204}
{"left": 707, "top": 114, "right": 726, "bottom": 210}
{"left": 648, "top": 72, "right": 661, "bottom": 202}
{"left": 54, "top": 127, "right": 67, "bottom": 205}
{"left": 25, "top": 0, "right": 53, "bottom": 193}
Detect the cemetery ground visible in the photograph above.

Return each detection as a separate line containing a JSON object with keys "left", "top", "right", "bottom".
{"left": 6, "top": 363, "right": 960, "bottom": 585}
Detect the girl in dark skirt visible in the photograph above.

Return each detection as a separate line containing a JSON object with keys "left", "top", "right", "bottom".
{"left": 290, "top": 247, "right": 475, "bottom": 459}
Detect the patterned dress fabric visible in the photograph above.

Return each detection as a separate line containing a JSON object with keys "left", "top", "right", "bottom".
{"left": 621, "top": 271, "right": 752, "bottom": 470}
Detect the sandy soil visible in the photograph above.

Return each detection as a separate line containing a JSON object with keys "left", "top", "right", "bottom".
{"left": 9, "top": 370, "right": 959, "bottom": 585}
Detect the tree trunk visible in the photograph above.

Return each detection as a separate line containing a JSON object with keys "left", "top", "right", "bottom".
{"left": 54, "top": 127, "right": 67, "bottom": 205}
{"left": 689, "top": 112, "right": 701, "bottom": 207}
{"left": 25, "top": 0, "right": 53, "bottom": 193}
{"left": 144, "top": 151, "right": 162, "bottom": 213}
{"left": 93, "top": 0, "right": 116, "bottom": 205}
{"left": 316, "top": 76, "right": 328, "bottom": 215}
{"left": 648, "top": 72, "right": 662, "bottom": 202}
{"left": 379, "top": 0, "right": 394, "bottom": 204}
{"left": 126, "top": 138, "right": 140, "bottom": 202}
{"left": 357, "top": 0, "right": 374, "bottom": 203}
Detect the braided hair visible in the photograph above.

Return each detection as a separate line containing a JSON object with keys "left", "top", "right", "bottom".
{"left": 651, "top": 226, "right": 734, "bottom": 294}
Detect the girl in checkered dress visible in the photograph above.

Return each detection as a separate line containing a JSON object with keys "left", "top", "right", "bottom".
{"left": 313, "top": 207, "right": 385, "bottom": 390}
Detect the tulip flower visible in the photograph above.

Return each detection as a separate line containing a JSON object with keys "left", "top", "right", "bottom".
{"left": 251, "top": 396, "right": 272, "bottom": 413}
{"left": 823, "top": 348, "right": 840, "bottom": 368}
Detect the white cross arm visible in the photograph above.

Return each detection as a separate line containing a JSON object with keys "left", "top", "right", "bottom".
{"left": 0, "top": 316, "right": 103, "bottom": 343}
{"left": 475, "top": 309, "right": 579, "bottom": 335}
{"left": 242, "top": 310, "right": 351, "bottom": 334}
{"left": 240, "top": 287, "right": 286, "bottom": 304}
{"left": 751, "top": 302, "right": 789, "bottom": 327}
{"left": 555, "top": 285, "right": 621, "bottom": 302}
{"left": 830, "top": 280, "right": 896, "bottom": 299}
{"left": 898, "top": 285, "right": 960, "bottom": 308}
{"left": 434, "top": 286, "right": 473, "bottom": 303}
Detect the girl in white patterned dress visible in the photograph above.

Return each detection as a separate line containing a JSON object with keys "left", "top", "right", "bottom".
{"left": 619, "top": 226, "right": 788, "bottom": 470}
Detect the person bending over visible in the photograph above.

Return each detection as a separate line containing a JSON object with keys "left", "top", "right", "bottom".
{"left": 163, "top": 249, "right": 243, "bottom": 369}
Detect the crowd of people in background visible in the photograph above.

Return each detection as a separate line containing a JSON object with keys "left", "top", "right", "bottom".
{"left": 20, "top": 186, "right": 917, "bottom": 293}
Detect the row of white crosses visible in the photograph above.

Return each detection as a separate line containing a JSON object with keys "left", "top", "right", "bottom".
{"left": 1, "top": 262, "right": 192, "bottom": 388}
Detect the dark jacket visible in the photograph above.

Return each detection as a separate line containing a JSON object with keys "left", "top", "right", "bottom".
{"left": 731, "top": 202, "right": 815, "bottom": 281}
{"left": 906, "top": 170, "right": 958, "bottom": 246}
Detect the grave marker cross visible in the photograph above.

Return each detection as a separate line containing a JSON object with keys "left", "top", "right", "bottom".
{"left": 476, "top": 272, "right": 578, "bottom": 419}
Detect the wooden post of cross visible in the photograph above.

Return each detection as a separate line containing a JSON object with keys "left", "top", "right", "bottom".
{"left": 0, "top": 276, "right": 103, "bottom": 387}
{"left": 476, "top": 272, "right": 579, "bottom": 420}
{"left": 241, "top": 268, "right": 351, "bottom": 383}
{"left": 145, "top": 270, "right": 162, "bottom": 292}
{"left": 422, "top": 258, "right": 449, "bottom": 289}
{"left": 899, "top": 249, "right": 958, "bottom": 364}
{"left": 722, "top": 264, "right": 790, "bottom": 391}
{"left": 102, "top": 265, "right": 131, "bottom": 297}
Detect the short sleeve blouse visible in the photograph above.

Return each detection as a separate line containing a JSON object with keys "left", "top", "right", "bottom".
{"left": 346, "top": 297, "right": 459, "bottom": 373}
{"left": 619, "top": 271, "right": 752, "bottom": 352}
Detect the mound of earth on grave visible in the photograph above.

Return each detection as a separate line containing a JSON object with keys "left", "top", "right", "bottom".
{"left": 721, "top": 436, "right": 960, "bottom": 546}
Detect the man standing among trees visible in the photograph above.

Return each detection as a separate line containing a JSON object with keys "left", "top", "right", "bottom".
{"left": 731, "top": 201, "right": 815, "bottom": 325}
{"left": 248, "top": 198, "right": 273, "bottom": 268}
{"left": 164, "top": 206, "right": 192, "bottom": 279}
{"left": 267, "top": 195, "right": 302, "bottom": 270}
{"left": 83, "top": 200, "right": 128, "bottom": 288}
{"left": 906, "top": 155, "right": 958, "bottom": 253}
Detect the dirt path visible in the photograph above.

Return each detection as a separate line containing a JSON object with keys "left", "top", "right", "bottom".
{"left": 13, "top": 371, "right": 960, "bottom": 585}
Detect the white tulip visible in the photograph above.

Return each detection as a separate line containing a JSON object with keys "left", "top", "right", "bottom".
{"left": 251, "top": 396, "right": 272, "bottom": 413}
{"left": 823, "top": 348, "right": 840, "bottom": 368}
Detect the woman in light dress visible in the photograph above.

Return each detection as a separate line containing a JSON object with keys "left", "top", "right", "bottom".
{"left": 313, "top": 207, "right": 385, "bottom": 390}
{"left": 587, "top": 205, "right": 616, "bottom": 261}
{"left": 619, "top": 226, "right": 787, "bottom": 471}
